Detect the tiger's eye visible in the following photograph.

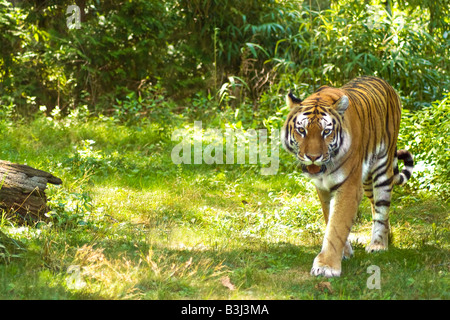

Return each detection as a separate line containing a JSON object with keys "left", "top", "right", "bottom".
{"left": 323, "top": 129, "right": 331, "bottom": 135}
{"left": 297, "top": 127, "right": 306, "bottom": 135}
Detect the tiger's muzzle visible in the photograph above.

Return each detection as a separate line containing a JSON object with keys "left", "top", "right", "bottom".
{"left": 298, "top": 153, "right": 329, "bottom": 175}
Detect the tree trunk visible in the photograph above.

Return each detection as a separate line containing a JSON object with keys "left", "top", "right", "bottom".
{"left": 0, "top": 160, "right": 62, "bottom": 223}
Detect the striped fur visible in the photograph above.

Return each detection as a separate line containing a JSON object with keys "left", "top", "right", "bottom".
{"left": 282, "top": 76, "right": 414, "bottom": 277}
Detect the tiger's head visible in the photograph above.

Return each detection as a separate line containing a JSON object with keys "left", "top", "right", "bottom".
{"left": 282, "top": 87, "right": 349, "bottom": 177}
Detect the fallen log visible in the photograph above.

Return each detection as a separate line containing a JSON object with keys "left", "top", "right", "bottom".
{"left": 0, "top": 160, "right": 62, "bottom": 223}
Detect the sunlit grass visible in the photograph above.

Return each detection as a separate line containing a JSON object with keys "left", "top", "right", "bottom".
{"left": 0, "top": 116, "right": 448, "bottom": 300}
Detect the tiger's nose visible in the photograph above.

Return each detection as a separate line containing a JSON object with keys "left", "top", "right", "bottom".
{"left": 307, "top": 154, "right": 322, "bottom": 162}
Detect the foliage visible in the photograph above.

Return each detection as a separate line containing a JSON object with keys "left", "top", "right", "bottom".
{"left": 0, "top": 0, "right": 449, "bottom": 301}
{"left": 45, "top": 183, "right": 98, "bottom": 229}
{"left": 0, "top": 230, "right": 25, "bottom": 263}
{"left": 1, "top": 0, "right": 447, "bottom": 113}
{"left": 399, "top": 94, "right": 450, "bottom": 200}
{"left": 0, "top": 0, "right": 172, "bottom": 112}
{"left": 113, "top": 84, "right": 176, "bottom": 125}
{"left": 0, "top": 115, "right": 448, "bottom": 300}
{"left": 215, "top": 0, "right": 449, "bottom": 112}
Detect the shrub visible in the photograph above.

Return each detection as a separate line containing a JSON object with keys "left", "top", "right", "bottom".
{"left": 399, "top": 94, "right": 450, "bottom": 199}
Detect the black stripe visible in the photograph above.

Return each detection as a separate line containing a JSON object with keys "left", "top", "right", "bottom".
{"left": 285, "top": 142, "right": 294, "bottom": 153}
{"left": 373, "top": 159, "right": 388, "bottom": 174}
{"left": 374, "top": 175, "right": 394, "bottom": 188}
{"left": 328, "top": 148, "right": 353, "bottom": 175}
{"left": 375, "top": 200, "right": 391, "bottom": 207}
{"left": 403, "top": 170, "right": 411, "bottom": 180}
{"left": 374, "top": 219, "right": 389, "bottom": 227}
{"left": 397, "top": 150, "right": 411, "bottom": 160}
{"left": 330, "top": 165, "right": 357, "bottom": 192}
{"left": 315, "top": 86, "right": 329, "bottom": 93}
{"left": 286, "top": 113, "right": 294, "bottom": 127}
{"left": 373, "top": 169, "right": 388, "bottom": 183}
{"left": 285, "top": 115, "right": 294, "bottom": 144}
{"left": 330, "top": 177, "right": 348, "bottom": 192}
{"left": 404, "top": 160, "right": 414, "bottom": 167}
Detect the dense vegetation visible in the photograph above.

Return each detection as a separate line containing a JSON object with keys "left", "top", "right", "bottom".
{"left": 0, "top": 0, "right": 448, "bottom": 300}
{"left": 1, "top": 0, "right": 449, "bottom": 111}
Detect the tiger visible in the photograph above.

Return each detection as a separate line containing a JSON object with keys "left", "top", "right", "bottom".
{"left": 282, "top": 76, "right": 414, "bottom": 277}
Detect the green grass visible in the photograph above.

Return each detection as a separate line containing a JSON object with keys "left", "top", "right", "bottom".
{"left": 0, "top": 115, "right": 448, "bottom": 300}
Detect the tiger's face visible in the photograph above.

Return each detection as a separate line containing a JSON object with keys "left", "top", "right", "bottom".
{"left": 292, "top": 112, "right": 336, "bottom": 175}
{"left": 282, "top": 90, "right": 349, "bottom": 177}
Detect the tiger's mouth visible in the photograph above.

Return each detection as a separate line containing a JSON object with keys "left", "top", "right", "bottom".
{"left": 301, "top": 164, "right": 327, "bottom": 175}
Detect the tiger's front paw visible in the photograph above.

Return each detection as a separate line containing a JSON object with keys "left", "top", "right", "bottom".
{"left": 310, "top": 255, "right": 341, "bottom": 278}
{"left": 311, "top": 265, "right": 341, "bottom": 277}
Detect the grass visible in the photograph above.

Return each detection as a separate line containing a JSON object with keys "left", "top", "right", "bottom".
{"left": 0, "top": 114, "right": 448, "bottom": 300}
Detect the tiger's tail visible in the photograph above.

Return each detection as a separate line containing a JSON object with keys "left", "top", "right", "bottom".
{"left": 394, "top": 149, "right": 414, "bottom": 186}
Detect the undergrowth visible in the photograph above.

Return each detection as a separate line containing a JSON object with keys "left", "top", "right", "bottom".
{"left": 0, "top": 107, "right": 448, "bottom": 300}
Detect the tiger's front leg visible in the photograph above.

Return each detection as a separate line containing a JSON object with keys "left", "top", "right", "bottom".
{"left": 311, "top": 179, "right": 361, "bottom": 277}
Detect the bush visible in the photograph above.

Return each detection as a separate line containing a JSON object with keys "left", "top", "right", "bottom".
{"left": 399, "top": 94, "right": 450, "bottom": 199}
{"left": 265, "top": 1, "right": 449, "bottom": 109}
{"left": 1, "top": 0, "right": 448, "bottom": 114}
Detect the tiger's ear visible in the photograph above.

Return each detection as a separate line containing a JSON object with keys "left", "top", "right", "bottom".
{"left": 286, "top": 91, "right": 302, "bottom": 109}
{"left": 335, "top": 95, "right": 349, "bottom": 115}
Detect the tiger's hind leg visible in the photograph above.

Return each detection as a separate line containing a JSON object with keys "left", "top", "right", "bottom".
{"left": 365, "top": 160, "right": 394, "bottom": 252}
